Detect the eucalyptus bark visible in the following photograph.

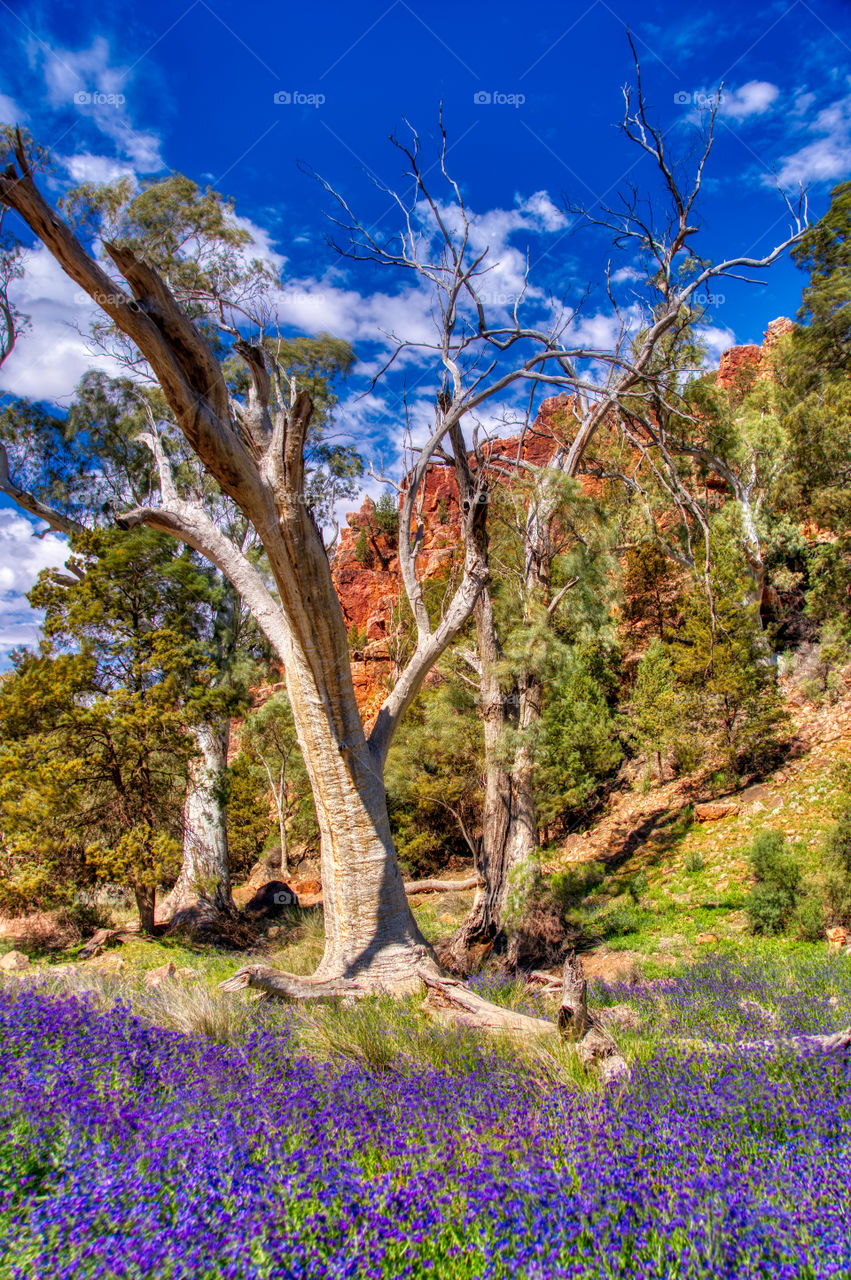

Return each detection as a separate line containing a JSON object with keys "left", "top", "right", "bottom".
{"left": 0, "top": 139, "right": 486, "bottom": 991}
{"left": 133, "top": 883, "right": 157, "bottom": 935}
{"left": 446, "top": 507, "right": 549, "bottom": 972}
{"left": 160, "top": 720, "right": 235, "bottom": 930}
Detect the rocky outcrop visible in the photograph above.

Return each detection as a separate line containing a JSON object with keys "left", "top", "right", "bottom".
{"left": 716, "top": 316, "right": 793, "bottom": 392}
{"left": 329, "top": 400, "right": 576, "bottom": 717}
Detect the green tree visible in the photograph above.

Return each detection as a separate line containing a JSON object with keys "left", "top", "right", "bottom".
{"left": 238, "top": 692, "right": 315, "bottom": 877}
{"left": 672, "top": 528, "right": 787, "bottom": 778}
{"left": 385, "top": 681, "right": 483, "bottom": 877}
{"left": 0, "top": 526, "right": 230, "bottom": 931}
{"left": 626, "top": 639, "right": 685, "bottom": 783}
{"left": 621, "top": 541, "right": 681, "bottom": 641}
{"left": 779, "top": 183, "right": 851, "bottom": 530}
{"left": 225, "top": 752, "right": 274, "bottom": 880}
{"left": 821, "top": 800, "right": 851, "bottom": 926}
{"left": 536, "top": 647, "right": 623, "bottom": 828}
{"left": 373, "top": 489, "right": 400, "bottom": 539}
{"left": 791, "top": 180, "right": 851, "bottom": 376}
{"left": 354, "top": 527, "right": 372, "bottom": 566}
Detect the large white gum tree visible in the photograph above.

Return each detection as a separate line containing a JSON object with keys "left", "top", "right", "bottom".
{"left": 0, "top": 124, "right": 601, "bottom": 995}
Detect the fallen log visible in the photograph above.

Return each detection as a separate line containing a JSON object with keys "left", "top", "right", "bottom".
{"left": 423, "top": 955, "right": 630, "bottom": 1082}
{"left": 404, "top": 875, "right": 480, "bottom": 896}
{"left": 79, "top": 924, "right": 140, "bottom": 958}
{"left": 680, "top": 1027, "right": 851, "bottom": 1057}
{"left": 529, "top": 969, "right": 561, "bottom": 988}
{"left": 421, "top": 973, "right": 557, "bottom": 1037}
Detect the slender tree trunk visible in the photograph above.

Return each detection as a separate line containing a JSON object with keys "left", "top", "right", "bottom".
{"left": 134, "top": 882, "right": 156, "bottom": 935}
{"left": 278, "top": 794, "right": 288, "bottom": 877}
{"left": 445, "top": 500, "right": 551, "bottom": 973}
{"left": 161, "top": 719, "right": 234, "bottom": 930}
{"left": 261, "top": 758, "right": 288, "bottom": 878}
{"left": 443, "top": 593, "right": 542, "bottom": 971}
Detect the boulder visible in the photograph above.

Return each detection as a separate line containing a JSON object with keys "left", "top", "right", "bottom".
{"left": 244, "top": 881, "right": 299, "bottom": 916}
{"left": 694, "top": 802, "right": 739, "bottom": 823}
{"left": 0, "top": 949, "right": 30, "bottom": 971}
{"left": 144, "top": 961, "right": 177, "bottom": 987}
{"left": 827, "top": 926, "right": 849, "bottom": 952}
{"left": 597, "top": 1003, "right": 642, "bottom": 1030}
{"left": 87, "top": 954, "right": 126, "bottom": 974}
{"left": 298, "top": 892, "right": 324, "bottom": 908}
{"left": 291, "top": 877, "right": 322, "bottom": 896}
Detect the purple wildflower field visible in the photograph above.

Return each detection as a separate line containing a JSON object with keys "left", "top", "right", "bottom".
{"left": 1, "top": 957, "right": 850, "bottom": 1279}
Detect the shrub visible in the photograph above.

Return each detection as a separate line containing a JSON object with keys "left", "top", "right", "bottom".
{"left": 548, "top": 862, "right": 606, "bottom": 914}
{"left": 347, "top": 622, "right": 367, "bottom": 652}
{"left": 353, "top": 528, "right": 373, "bottom": 566}
{"left": 792, "top": 891, "right": 827, "bottom": 942}
{"left": 627, "top": 870, "right": 649, "bottom": 903}
{"left": 744, "top": 830, "right": 801, "bottom": 935}
{"left": 684, "top": 851, "right": 705, "bottom": 874}
{"left": 821, "top": 800, "right": 851, "bottom": 925}
{"left": 373, "top": 490, "right": 400, "bottom": 539}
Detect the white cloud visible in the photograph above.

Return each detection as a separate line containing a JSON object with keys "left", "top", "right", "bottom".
{"left": 721, "top": 81, "right": 781, "bottom": 121}
{"left": 63, "top": 152, "right": 137, "bottom": 185}
{"left": 265, "top": 190, "right": 569, "bottom": 356}
{"left": 0, "top": 509, "right": 69, "bottom": 667}
{"left": 699, "top": 324, "right": 738, "bottom": 366}
{"left": 35, "top": 37, "right": 163, "bottom": 173}
{"left": 0, "top": 90, "right": 26, "bottom": 124}
{"left": 0, "top": 243, "right": 125, "bottom": 401}
{"left": 771, "top": 93, "right": 851, "bottom": 187}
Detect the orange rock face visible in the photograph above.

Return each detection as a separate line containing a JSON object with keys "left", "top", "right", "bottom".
{"left": 716, "top": 316, "right": 792, "bottom": 391}
{"left": 329, "top": 399, "right": 575, "bottom": 719}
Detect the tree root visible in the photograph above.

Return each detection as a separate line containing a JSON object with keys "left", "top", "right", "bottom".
{"left": 219, "top": 951, "right": 851, "bottom": 1086}
{"left": 220, "top": 952, "right": 630, "bottom": 1082}
{"left": 420, "top": 973, "right": 557, "bottom": 1037}
{"left": 218, "top": 965, "right": 367, "bottom": 1000}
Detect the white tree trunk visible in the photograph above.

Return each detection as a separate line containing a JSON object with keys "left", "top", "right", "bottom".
{"left": 279, "top": 640, "right": 431, "bottom": 987}
{"left": 160, "top": 720, "right": 234, "bottom": 928}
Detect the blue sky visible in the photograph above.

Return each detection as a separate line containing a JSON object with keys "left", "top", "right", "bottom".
{"left": 0, "top": 0, "right": 850, "bottom": 659}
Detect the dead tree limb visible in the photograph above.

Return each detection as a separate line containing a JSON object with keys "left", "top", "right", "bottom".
{"left": 680, "top": 1027, "right": 851, "bottom": 1057}
{"left": 404, "top": 876, "right": 480, "bottom": 896}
